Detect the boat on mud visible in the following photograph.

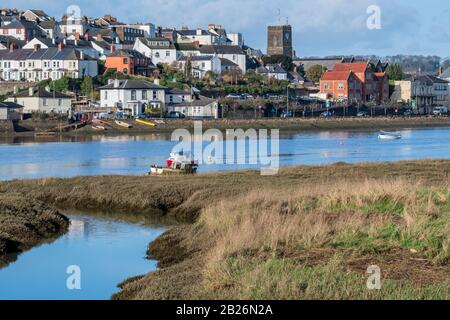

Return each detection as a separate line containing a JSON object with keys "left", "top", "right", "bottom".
{"left": 92, "top": 125, "right": 107, "bottom": 131}
{"left": 115, "top": 120, "right": 133, "bottom": 128}
{"left": 135, "top": 119, "right": 156, "bottom": 127}
{"left": 148, "top": 152, "right": 199, "bottom": 176}
{"left": 378, "top": 131, "right": 402, "bottom": 140}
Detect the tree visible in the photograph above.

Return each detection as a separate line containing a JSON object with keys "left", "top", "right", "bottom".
{"left": 80, "top": 76, "right": 94, "bottom": 97}
{"left": 52, "top": 76, "right": 70, "bottom": 92}
{"left": 306, "top": 65, "right": 328, "bottom": 83}
{"left": 385, "top": 64, "right": 404, "bottom": 81}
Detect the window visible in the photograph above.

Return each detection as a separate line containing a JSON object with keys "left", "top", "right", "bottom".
{"left": 169, "top": 95, "right": 173, "bottom": 103}
{"left": 324, "top": 83, "right": 329, "bottom": 90}
{"left": 43, "top": 98, "right": 47, "bottom": 106}
{"left": 338, "top": 82, "right": 345, "bottom": 89}
{"left": 131, "top": 90, "right": 136, "bottom": 100}
{"left": 166, "top": 51, "right": 170, "bottom": 57}
{"left": 123, "top": 58, "right": 128, "bottom": 64}
{"left": 104, "top": 91, "right": 108, "bottom": 100}
{"left": 153, "top": 91, "right": 157, "bottom": 100}
{"left": 182, "top": 95, "right": 185, "bottom": 102}
{"left": 142, "top": 90, "right": 147, "bottom": 100}
{"left": 58, "top": 99, "right": 62, "bottom": 106}
{"left": 155, "top": 52, "right": 160, "bottom": 58}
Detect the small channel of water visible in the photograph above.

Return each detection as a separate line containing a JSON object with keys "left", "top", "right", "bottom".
{"left": 0, "top": 212, "right": 166, "bottom": 300}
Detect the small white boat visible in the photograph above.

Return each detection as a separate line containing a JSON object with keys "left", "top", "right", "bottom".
{"left": 378, "top": 131, "right": 402, "bottom": 140}
{"left": 92, "top": 125, "right": 107, "bottom": 131}
{"left": 115, "top": 120, "right": 133, "bottom": 129}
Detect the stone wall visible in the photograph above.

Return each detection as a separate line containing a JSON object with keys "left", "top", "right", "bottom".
{"left": 0, "top": 120, "right": 14, "bottom": 133}
{"left": 0, "top": 81, "right": 36, "bottom": 96}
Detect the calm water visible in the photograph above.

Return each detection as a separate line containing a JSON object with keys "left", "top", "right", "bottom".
{"left": 0, "top": 213, "right": 165, "bottom": 300}
{"left": 1, "top": 128, "right": 450, "bottom": 180}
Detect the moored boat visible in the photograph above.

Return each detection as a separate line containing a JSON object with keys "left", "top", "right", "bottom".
{"left": 148, "top": 151, "right": 199, "bottom": 176}
{"left": 92, "top": 125, "right": 107, "bottom": 131}
{"left": 115, "top": 120, "right": 133, "bottom": 128}
{"left": 378, "top": 131, "right": 402, "bottom": 140}
{"left": 135, "top": 119, "right": 156, "bottom": 127}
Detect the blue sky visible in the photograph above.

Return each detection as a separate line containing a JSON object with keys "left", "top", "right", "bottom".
{"left": 3, "top": 0, "right": 449, "bottom": 57}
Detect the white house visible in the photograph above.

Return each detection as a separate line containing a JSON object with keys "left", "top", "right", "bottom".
{"left": 99, "top": 79, "right": 168, "bottom": 116}
{"left": 177, "top": 55, "right": 222, "bottom": 79}
{"left": 6, "top": 87, "right": 72, "bottom": 114}
{"left": 0, "top": 101, "right": 23, "bottom": 120}
{"left": 0, "top": 44, "right": 98, "bottom": 82}
{"left": 133, "top": 37, "right": 177, "bottom": 66}
{"left": 256, "top": 64, "right": 288, "bottom": 81}
{"left": 166, "top": 87, "right": 220, "bottom": 119}
{"left": 199, "top": 45, "right": 246, "bottom": 73}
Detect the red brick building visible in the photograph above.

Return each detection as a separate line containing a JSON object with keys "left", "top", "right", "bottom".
{"left": 320, "top": 61, "right": 389, "bottom": 104}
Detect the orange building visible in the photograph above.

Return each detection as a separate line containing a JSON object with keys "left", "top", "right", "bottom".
{"left": 320, "top": 61, "right": 389, "bottom": 103}
{"left": 105, "top": 48, "right": 153, "bottom": 77}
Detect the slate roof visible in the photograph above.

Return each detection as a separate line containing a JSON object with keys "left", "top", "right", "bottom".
{"left": 440, "top": 67, "right": 450, "bottom": 79}
{"left": 199, "top": 45, "right": 244, "bottom": 55}
{"left": 0, "top": 47, "right": 94, "bottom": 61}
{"left": 108, "top": 49, "right": 146, "bottom": 58}
{"left": 178, "top": 55, "right": 215, "bottom": 61}
{"left": 11, "top": 87, "right": 72, "bottom": 99}
{"left": 257, "top": 64, "right": 287, "bottom": 74}
{"left": 137, "top": 37, "right": 175, "bottom": 49}
{"left": 220, "top": 58, "right": 238, "bottom": 67}
{"left": 175, "top": 43, "right": 200, "bottom": 51}
{"left": 1, "top": 20, "right": 39, "bottom": 30}
{"left": 99, "top": 80, "right": 168, "bottom": 90}
{"left": 0, "top": 101, "right": 23, "bottom": 109}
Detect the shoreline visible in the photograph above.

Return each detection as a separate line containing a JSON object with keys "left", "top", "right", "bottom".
{"left": 1, "top": 160, "right": 450, "bottom": 299}
{"left": 2, "top": 117, "right": 450, "bottom": 139}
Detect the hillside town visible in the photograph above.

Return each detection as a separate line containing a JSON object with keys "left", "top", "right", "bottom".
{"left": 1, "top": 7, "right": 450, "bottom": 127}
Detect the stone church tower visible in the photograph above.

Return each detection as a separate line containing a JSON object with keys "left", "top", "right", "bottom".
{"left": 267, "top": 25, "right": 293, "bottom": 58}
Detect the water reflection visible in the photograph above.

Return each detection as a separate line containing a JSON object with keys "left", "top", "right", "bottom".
{"left": 1, "top": 127, "right": 450, "bottom": 180}
{"left": 0, "top": 213, "right": 166, "bottom": 300}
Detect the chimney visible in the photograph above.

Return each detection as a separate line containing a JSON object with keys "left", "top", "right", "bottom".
{"left": 114, "top": 79, "right": 120, "bottom": 88}
{"left": 9, "top": 43, "right": 15, "bottom": 52}
{"left": 74, "top": 33, "right": 81, "bottom": 41}
{"left": 84, "top": 33, "right": 89, "bottom": 41}
{"left": 110, "top": 44, "right": 116, "bottom": 53}
{"left": 196, "top": 28, "right": 202, "bottom": 36}
{"left": 29, "top": 87, "right": 34, "bottom": 97}
{"left": 52, "top": 38, "right": 56, "bottom": 45}
{"left": 58, "top": 41, "right": 64, "bottom": 51}
{"left": 33, "top": 44, "right": 41, "bottom": 52}
{"left": 63, "top": 38, "right": 67, "bottom": 45}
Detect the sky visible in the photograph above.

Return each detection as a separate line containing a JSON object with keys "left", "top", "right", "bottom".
{"left": 2, "top": 0, "right": 449, "bottom": 58}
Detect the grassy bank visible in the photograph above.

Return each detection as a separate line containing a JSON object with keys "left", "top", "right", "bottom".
{"left": 3, "top": 117, "right": 450, "bottom": 138}
{"left": 1, "top": 160, "right": 450, "bottom": 299}
{"left": 0, "top": 194, "right": 69, "bottom": 266}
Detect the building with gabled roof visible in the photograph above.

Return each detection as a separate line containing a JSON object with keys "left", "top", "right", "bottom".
{"left": 320, "top": 61, "right": 389, "bottom": 103}
{"left": 0, "top": 43, "right": 98, "bottom": 81}
{"left": 6, "top": 86, "right": 72, "bottom": 114}
{"left": 133, "top": 37, "right": 177, "bottom": 65}
{"left": 0, "top": 19, "right": 41, "bottom": 41}
{"left": 105, "top": 48, "right": 155, "bottom": 76}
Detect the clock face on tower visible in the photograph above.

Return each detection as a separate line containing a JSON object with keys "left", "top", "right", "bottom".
{"left": 284, "top": 32, "right": 290, "bottom": 41}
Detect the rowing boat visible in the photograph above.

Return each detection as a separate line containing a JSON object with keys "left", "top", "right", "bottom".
{"left": 136, "top": 119, "right": 156, "bottom": 127}
{"left": 115, "top": 120, "right": 133, "bottom": 128}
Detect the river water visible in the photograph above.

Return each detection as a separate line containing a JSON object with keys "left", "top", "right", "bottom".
{"left": 0, "top": 213, "right": 165, "bottom": 300}
{"left": 1, "top": 127, "right": 450, "bottom": 299}
{"left": 1, "top": 128, "right": 450, "bottom": 180}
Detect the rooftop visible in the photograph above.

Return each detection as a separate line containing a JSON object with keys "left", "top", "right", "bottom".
{"left": 100, "top": 80, "right": 168, "bottom": 90}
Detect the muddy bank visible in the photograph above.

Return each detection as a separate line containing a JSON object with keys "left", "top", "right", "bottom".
{"left": 2, "top": 160, "right": 450, "bottom": 299}
{"left": 0, "top": 194, "right": 69, "bottom": 264}
{"left": 3, "top": 117, "right": 450, "bottom": 138}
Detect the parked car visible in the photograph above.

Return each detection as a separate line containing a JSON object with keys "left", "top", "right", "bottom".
{"left": 432, "top": 107, "right": 448, "bottom": 116}
{"left": 320, "top": 110, "right": 334, "bottom": 118}
{"left": 226, "top": 94, "right": 242, "bottom": 100}
{"left": 167, "top": 111, "right": 186, "bottom": 119}
{"left": 403, "top": 109, "right": 415, "bottom": 117}
{"left": 357, "top": 111, "right": 369, "bottom": 117}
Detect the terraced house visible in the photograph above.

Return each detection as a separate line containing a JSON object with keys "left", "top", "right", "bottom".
{"left": 0, "top": 42, "right": 98, "bottom": 81}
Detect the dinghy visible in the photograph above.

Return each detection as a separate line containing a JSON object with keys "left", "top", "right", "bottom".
{"left": 378, "top": 131, "right": 402, "bottom": 140}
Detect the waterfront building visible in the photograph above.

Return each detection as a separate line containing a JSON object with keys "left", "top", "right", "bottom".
{"left": 6, "top": 87, "right": 72, "bottom": 114}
